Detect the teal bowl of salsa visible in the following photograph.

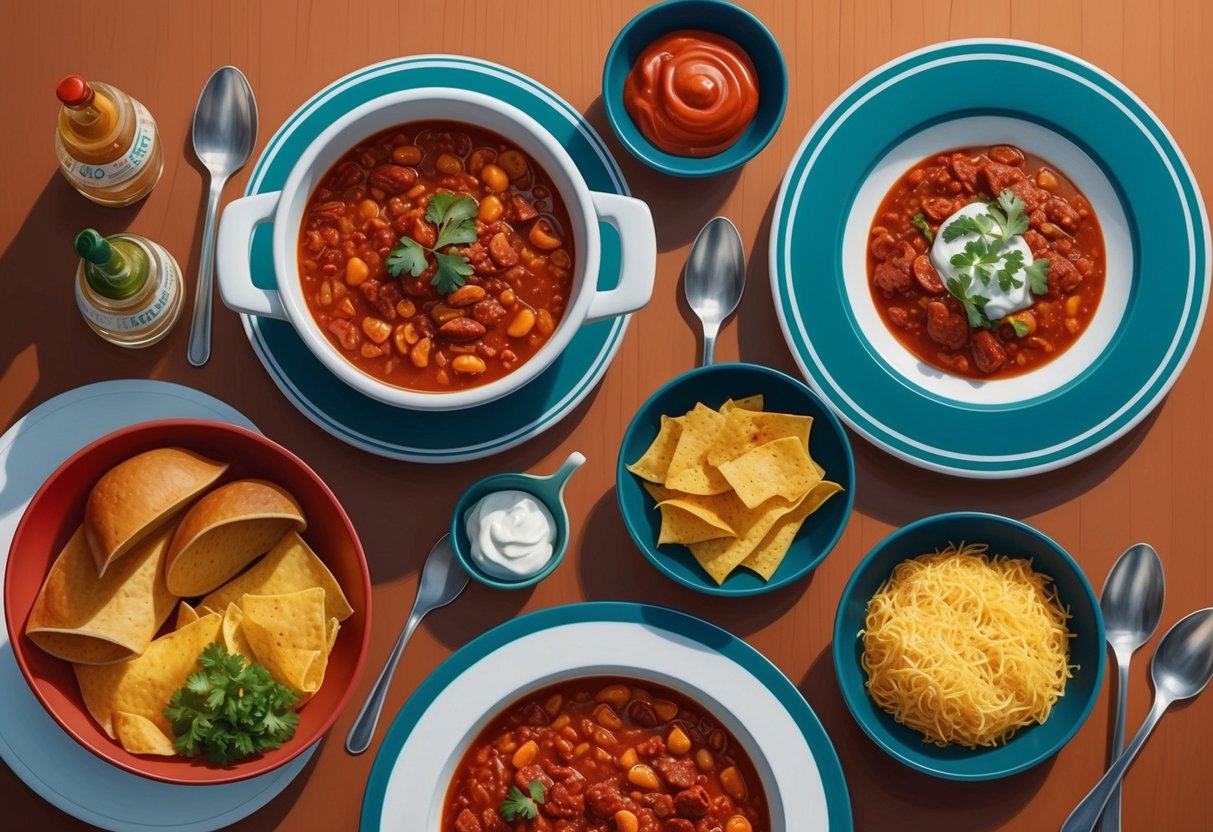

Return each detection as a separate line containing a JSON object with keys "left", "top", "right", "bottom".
{"left": 616, "top": 363, "right": 855, "bottom": 596}
{"left": 602, "top": 0, "right": 788, "bottom": 177}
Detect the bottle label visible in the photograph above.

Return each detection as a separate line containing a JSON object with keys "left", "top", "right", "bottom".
{"left": 77, "top": 258, "right": 179, "bottom": 334}
{"left": 58, "top": 100, "right": 157, "bottom": 188}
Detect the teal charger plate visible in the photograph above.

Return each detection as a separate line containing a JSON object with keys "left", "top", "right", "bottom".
{"left": 833, "top": 512, "right": 1106, "bottom": 780}
{"left": 769, "top": 39, "right": 1210, "bottom": 477}
{"left": 239, "top": 56, "right": 630, "bottom": 462}
{"left": 602, "top": 0, "right": 788, "bottom": 177}
{"left": 361, "top": 602, "right": 853, "bottom": 829}
{"left": 616, "top": 363, "right": 854, "bottom": 596}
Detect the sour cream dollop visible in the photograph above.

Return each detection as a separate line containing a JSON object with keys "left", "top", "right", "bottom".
{"left": 930, "top": 202, "right": 1035, "bottom": 321}
{"left": 465, "top": 490, "right": 556, "bottom": 579}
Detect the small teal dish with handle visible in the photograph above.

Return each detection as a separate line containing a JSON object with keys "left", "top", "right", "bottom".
{"left": 833, "top": 512, "right": 1106, "bottom": 781}
{"left": 602, "top": 0, "right": 788, "bottom": 177}
{"left": 617, "top": 363, "right": 854, "bottom": 596}
{"left": 451, "top": 452, "right": 585, "bottom": 589}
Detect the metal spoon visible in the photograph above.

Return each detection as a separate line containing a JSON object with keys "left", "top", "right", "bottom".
{"left": 1097, "top": 543, "right": 1165, "bottom": 832}
{"left": 1061, "top": 608, "right": 1213, "bottom": 832}
{"left": 684, "top": 217, "right": 745, "bottom": 366}
{"left": 187, "top": 66, "right": 258, "bottom": 367}
{"left": 345, "top": 534, "right": 469, "bottom": 754}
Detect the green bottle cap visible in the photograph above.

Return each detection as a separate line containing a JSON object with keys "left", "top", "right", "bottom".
{"left": 75, "top": 229, "right": 147, "bottom": 300}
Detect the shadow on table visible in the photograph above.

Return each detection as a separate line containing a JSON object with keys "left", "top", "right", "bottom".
{"left": 851, "top": 404, "right": 1163, "bottom": 527}
{"left": 574, "top": 488, "right": 806, "bottom": 636}
{"left": 0, "top": 172, "right": 156, "bottom": 435}
{"left": 800, "top": 645, "right": 1052, "bottom": 831}
{"left": 581, "top": 96, "right": 741, "bottom": 253}
{"left": 735, "top": 187, "right": 803, "bottom": 375}
{"left": 245, "top": 740, "right": 325, "bottom": 827}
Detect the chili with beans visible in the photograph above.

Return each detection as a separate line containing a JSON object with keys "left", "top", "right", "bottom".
{"left": 444, "top": 677, "right": 768, "bottom": 832}
{"left": 299, "top": 121, "right": 573, "bottom": 391}
{"left": 867, "top": 144, "right": 1105, "bottom": 378}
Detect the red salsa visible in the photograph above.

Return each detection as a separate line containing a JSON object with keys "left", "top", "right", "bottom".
{"left": 867, "top": 144, "right": 1106, "bottom": 378}
{"left": 444, "top": 678, "right": 768, "bottom": 832}
{"left": 298, "top": 121, "right": 574, "bottom": 391}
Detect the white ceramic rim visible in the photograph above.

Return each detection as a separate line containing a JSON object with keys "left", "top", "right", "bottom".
{"left": 272, "top": 88, "right": 601, "bottom": 410}
{"left": 843, "top": 116, "right": 1132, "bottom": 404}
{"left": 373, "top": 620, "right": 828, "bottom": 830}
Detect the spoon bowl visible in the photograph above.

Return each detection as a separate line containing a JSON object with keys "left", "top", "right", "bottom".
{"left": 188, "top": 66, "right": 259, "bottom": 367}
{"left": 684, "top": 217, "right": 745, "bottom": 366}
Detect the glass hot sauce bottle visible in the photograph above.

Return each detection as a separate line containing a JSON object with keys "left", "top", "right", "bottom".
{"left": 74, "top": 229, "right": 183, "bottom": 348}
{"left": 55, "top": 75, "right": 163, "bottom": 206}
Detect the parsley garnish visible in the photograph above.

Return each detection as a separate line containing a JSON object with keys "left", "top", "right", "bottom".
{"left": 911, "top": 212, "right": 934, "bottom": 243}
{"left": 1010, "top": 318, "right": 1031, "bottom": 337}
{"left": 385, "top": 194, "right": 479, "bottom": 295}
{"left": 164, "top": 642, "right": 299, "bottom": 765}
{"left": 939, "top": 189, "right": 1052, "bottom": 328}
{"left": 501, "top": 780, "right": 547, "bottom": 821}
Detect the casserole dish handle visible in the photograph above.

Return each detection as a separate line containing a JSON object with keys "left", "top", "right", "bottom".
{"left": 216, "top": 191, "right": 288, "bottom": 320}
{"left": 584, "top": 192, "right": 656, "bottom": 323}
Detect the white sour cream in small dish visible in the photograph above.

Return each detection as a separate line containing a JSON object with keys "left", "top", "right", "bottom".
{"left": 465, "top": 490, "right": 557, "bottom": 580}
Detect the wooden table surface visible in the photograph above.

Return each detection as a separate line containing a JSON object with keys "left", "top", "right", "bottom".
{"left": 2, "top": 0, "right": 1210, "bottom": 829}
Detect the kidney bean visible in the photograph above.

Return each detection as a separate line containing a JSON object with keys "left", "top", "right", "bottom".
{"left": 488, "top": 233, "right": 520, "bottom": 268}
{"left": 411, "top": 314, "right": 436, "bottom": 339}
{"left": 327, "top": 319, "right": 360, "bottom": 350}
{"left": 971, "top": 329, "right": 1007, "bottom": 373}
{"left": 368, "top": 164, "right": 418, "bottom": 194}
{"left": 412, "top": 217, "right": 437, "bottom": 248}
{"left": 673, "top": 786, "right": 710, "bottom": 818}
{"left": 327, "top": 161, "right": 364, "bottom": 191}
{"left": 439, "top": 318, "right": 487, "bottom": 342}
{"left": 926, "top": 301, "right": 968, "bottom": 349}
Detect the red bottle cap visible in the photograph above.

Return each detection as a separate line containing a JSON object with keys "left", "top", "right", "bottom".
{"left": 56, "top": 75, "right": 94, "bottom": 107}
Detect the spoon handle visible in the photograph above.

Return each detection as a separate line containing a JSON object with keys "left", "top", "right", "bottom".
{"left": 701, "top": 327, "right": 719, "bottom": 367}
{"left": 1062, "top": 695, "right": 1170, "bottom": 832}
{"left": 345, "top": 606, "right": 424, "bottom": 754}
{"left": 1096, "top": 657, "right": 1133, "bottom": 832}
{"left": 187, "top": 177, "right": 227, "bottom": 367}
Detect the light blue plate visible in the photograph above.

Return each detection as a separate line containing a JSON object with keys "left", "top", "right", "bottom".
{"left": 240, "top": 56, "right": 630, "bottom": 462}
{"left": 360, "top": 602, "right": 853, "bottom": 830}
{"left": 769, "top": 39, "right": 1210, "bottom": 478}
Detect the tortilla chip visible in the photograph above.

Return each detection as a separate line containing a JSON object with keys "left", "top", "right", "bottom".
{"left": 655, "top": 499, "right": 735, "bottom": 545}
{"left": 626, "top": 415, "right": 683, "bottom": 484}
{"left": 75, "top": 612, "right": 223, "bottom": 742}
{"left": 113, "top": 711, "right": 176, "bottom": 756}
{"left": 664, "top": 404, "right": 730, "bottom": 495}
{"left": 240, "top": 588, "right": 329, "bottom": 707}
{"left": 687, "top": 492, "right": 807, "bottom": 585}
{"left": 326, "top": 618, "right": 340, "bottom": 655}
{"left": 27, "top": 525, "right": 176, "bottom": 666}
{"left": 706, "top": 410, "right": 813, "bottom": 468}
{"left": 740, "top": 481, "right": 844, "bottom": 580}
{"left": 200, "top": 531, "right": 353, "bottom": 623}
{"left": 720, "top": 394, "right": 764, "bottom": 414}
{"left": 717, "top": 436, "right": 823, "bottom": 509}
{"left": 174, "top": 601, "right": 199, "bottom": 630}
{"left": 220, "top": 602, "right": 256, "bottom": 663}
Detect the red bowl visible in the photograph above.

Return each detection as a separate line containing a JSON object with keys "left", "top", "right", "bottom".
{"left": 3, "top": 419, "right": 372, "bottom": 785}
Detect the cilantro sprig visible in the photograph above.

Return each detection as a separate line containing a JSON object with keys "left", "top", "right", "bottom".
{"left": 939, "top": 189, "right": 1052, "bottom": 331}
{"left": 501, "top": 780, "right": 547, "bottom": 821}
{"left": 164, "top": 642, "right": 299, "bottom": 765}
{"left": 911, "top": 212, "right": 934, "bottom": 243}
{"left": 386, "top": 193, "right": 479, "bottom": 295}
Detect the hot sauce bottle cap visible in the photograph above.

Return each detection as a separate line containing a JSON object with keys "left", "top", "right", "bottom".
{"left": 57, "top": 75, "right": 94, "bottom": 108}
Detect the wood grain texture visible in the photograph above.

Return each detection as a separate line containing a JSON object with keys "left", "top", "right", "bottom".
{"left": 1, "top": 0, "right": 1210, "bottom": 829}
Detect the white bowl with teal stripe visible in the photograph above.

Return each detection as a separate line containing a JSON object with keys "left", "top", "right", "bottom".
{"left": 770, "top": 39, "right": 1209, "bottom": 478}
{"left": 217, "top": 87, "right": 656, "bottom": 412}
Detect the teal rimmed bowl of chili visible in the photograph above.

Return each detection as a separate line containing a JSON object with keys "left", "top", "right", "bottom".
{"left": 616, "top": 363, "right": 855, "bottom": 596}
{"left": 602, "top": 0, "right": 788, "bottom": 177}
{"left": 450, "top": 452, "right": 585, "bottom": 589}
{"left": 832, "top": 512, "right": 1105, "bottom": 780}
